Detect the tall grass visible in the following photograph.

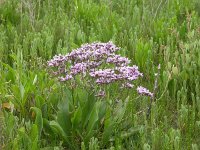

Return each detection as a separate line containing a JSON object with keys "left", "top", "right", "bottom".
{"left": 0, "top": 0, "right": 200, "bottom": 149}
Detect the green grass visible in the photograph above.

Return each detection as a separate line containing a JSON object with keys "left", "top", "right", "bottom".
{"left": 0, "top": 0, "right": 200, "bottom": 149}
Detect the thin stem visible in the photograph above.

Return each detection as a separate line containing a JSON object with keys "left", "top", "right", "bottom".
{"left": 147, "top": 64, "right": 160, "bottom": 118}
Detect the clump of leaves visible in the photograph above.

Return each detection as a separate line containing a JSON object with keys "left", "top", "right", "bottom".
{"left": 47, "top": 42, "right": 152, "bottom": 149}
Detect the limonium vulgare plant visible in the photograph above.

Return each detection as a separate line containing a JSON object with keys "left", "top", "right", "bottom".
{"left": 47, "top": 42, "right": 153, "bottom": 148}
{"left": 48, "top": 41, "right": 153, "bottom": 97}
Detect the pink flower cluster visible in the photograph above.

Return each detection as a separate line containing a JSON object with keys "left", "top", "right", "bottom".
{"left": 47, "top": 42, "right": 153, "bottom": 97}
{"left": 137, "top": 86, "right": 153, "bottom": 97}
{"left": 89, "top": 65, "right": 142, "bottom": 85}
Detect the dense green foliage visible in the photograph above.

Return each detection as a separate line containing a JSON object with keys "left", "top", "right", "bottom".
{"left": 0, "top": 0, "right": 200, "bottom": 149}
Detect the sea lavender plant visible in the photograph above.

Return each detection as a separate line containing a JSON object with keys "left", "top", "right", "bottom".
{"left": 47, "top": 41, "right": 152, "bottom": 97}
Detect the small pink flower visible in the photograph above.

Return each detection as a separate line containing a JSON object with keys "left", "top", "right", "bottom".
{"left": 137, "top": 86, "right": 153, "bottom": 97}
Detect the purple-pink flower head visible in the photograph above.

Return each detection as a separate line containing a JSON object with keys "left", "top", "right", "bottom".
{"left": 58, "top": 75, "right": 73, "bottom": 82}
{"left": 107, "top": 55, "right": 131, "bottom": 66}
{"left": 116, "top": 66, "right": 143, "bottom": 81}
{"left": 70, "top": 62, "right": 87, "bottom": 75}
{"left": 47, "top": 41, "right": 148, "bottom": 95}
{"left": 137, "top": 86, "right": 153, "bottom": 97}
{"left": 47, "top": 54, "right": 68, "bottom": 67}
{"left": 90, "top": 69, "right": 117, "bottom": 84}
{"left": 69, "top": 41, "right": 120, "bottom": 62}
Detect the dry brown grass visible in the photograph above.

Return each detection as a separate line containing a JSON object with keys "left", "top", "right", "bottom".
{"left": 0, "top": 0, "right": 4, "bottom": 5}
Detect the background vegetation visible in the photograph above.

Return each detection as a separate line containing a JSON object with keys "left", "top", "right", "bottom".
{"left": 0, "top": 0, "right": 200, "bottom": 149}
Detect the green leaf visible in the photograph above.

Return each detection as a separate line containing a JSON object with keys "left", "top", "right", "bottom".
{"left": 75, "top": 87, "right": 88, "bottom": 107}
{"left": 85, "top": 101, "right": 101, "bottom": 141}
{"left": 32, "top": 75, "right": 38, "bottom": 85}
{"left": 114, "top": 96, "right": 129, "bottom": 123}
{"left": 43, "top": 118, "right": 54, "bottom": 136}
{"left": 71, "top": 107, "right": 82, "bottom": 130}
{"left": 18, "top": 127, "right": 31, "bottom": 147}
{"left": 19, "top": 82, "right": 25, "bottom": 100}
{"left": 102, "top": 106, "right": 115, "bottom": 145}
{"left": 102, "top": 121, "right": 115, "bottom": 145}
{"left": 0, "top": 62, "right": 16, "bottom": 83}
{"left": 30, "top": 124, "right": 38, "bottom": 141}
{"left": 30, "top": 124, "right": 39, "bottom": 150}
{"left": 57, "top": 98, "right": 72, "bottom": 137}
{"left": 98, "top": 101, "right": 107, "bottom": 122}
{"left": 82, "top": 93, "right": 96, "bottom": 128}
{"left": 30, "top": 107, "right": 43, "bottom": 138}
{"left": 50, "top": 121, "right": 68, "bottom": 142}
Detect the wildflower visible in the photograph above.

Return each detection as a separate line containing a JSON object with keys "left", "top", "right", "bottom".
{"left": 70, "top": 62, "right": 87, "bottom": 75}
{"left": 107, "top": 55, "right": 131, "bottom": 66}
{"left": 58, "top": 75, "right": 73, "bottom": 82}
{"left": 116, "top": 66, "right": 143, "bottom": 81}
{"left": 47, "top": 41, "right": 151, "bottom": 97}
{"left": 47, "top": 54, "right": 68, "bottom": 67}
{"left": 137, "top": 86, "right": 153, "bottom": 97}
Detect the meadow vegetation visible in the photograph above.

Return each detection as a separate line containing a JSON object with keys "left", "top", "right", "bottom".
{"left": 0, "top": 0, "right": 200, "bottom": 149}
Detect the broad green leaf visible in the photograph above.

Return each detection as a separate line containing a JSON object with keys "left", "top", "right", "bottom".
{"left": 114, "top": 97, "right": 129, "bottom": 123}
{"left": 102, "top": 106, "right": 115, "bottom": 145}
{"left": 75, "top": 87, "right": 88, "bottom": 107}
{"left": 18, "top": 127, "right": 31, "bottom": 147}
{"left": 57, "top": 97, "right": 72, "bottom": 137}
{"left": 98, "top": 101, "right": 107, "bottom": 122}
{"left": 82, "top": 93, "right": 96, "bottom": 128}
{"left": 43, "top": 118, "right": 54, "bottom": 136}
{"left": 71, "top": 107, "right": 82, "bottom": 130}
{"left": 85, "top": 101, "right": 101, "bottom": 141}
{"left": 30, "top": 107, "right": 43, "bottom": 138}
{"left": 30, "top": 124, "right": 39, "bottom": 150}
{"left": 50, "top": 121, "right": 68, "bottom": 142}
{"left": 30, "top": 124, "right": 38, "bottom": 141}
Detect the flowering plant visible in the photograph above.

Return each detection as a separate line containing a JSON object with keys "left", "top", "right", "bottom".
{"left": 46, "top": 42, "right": 154, "bottom": 148}
{"left": 47, "top": 41, "right": 153, "bottom": 98}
